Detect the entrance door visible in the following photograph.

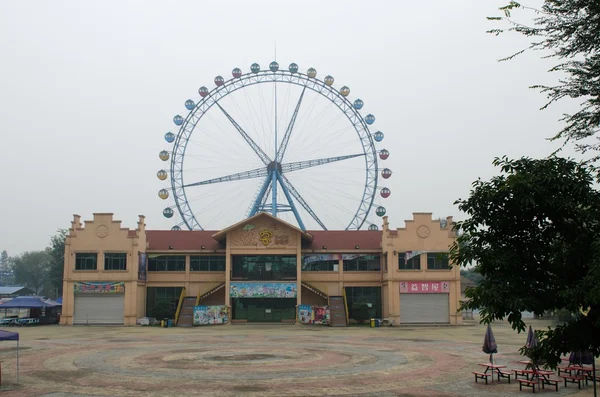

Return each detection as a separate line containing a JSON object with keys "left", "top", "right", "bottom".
{"left": 232, "top": 298, "right": 295, "bottom": 322}
{"left": 73, "top": 294, "right": 125, "bottom": 325}
{"left": 399, "top": 293, "right": 449, "bottom": 324}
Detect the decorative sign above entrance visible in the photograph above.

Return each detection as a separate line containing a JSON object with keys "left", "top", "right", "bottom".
{"left": 236, "top": 222, "right": 294, "bottom": 247}
{"left": 399, "top": 281, "right": 449, "bottom": 294}
{"left": 230, "top": 282, "right": 297, "bottom": 298}
{"left": 74, "top": 281, "right": 125, "bottom": 294}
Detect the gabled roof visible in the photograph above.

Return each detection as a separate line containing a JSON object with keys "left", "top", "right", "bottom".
{"left": 0, "top": 286, "right": 34, "bottom": 295}
{"left": 0, "top": 296, "right": 57, "bottom": 308}
{"left": 211, "top": 212, "right": 313, "bottom": 242}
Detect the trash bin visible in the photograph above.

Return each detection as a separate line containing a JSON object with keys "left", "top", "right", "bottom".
{"left": 370, "top": 318, "right": 375, "bottom": 328}
{"left": 167, "top": 319, "right": 173, "bottom": 327}
{"left": 375, "top": 319, "right": 381, "bottom": 327}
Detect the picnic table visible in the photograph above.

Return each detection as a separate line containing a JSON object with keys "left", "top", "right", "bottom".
{"left": 473, "top": 363, "right": 510, "bottom": 384}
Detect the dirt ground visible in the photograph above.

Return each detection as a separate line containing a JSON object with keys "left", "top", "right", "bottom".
{"left": 0, "top": 318, "right": 597, "bottom": 396}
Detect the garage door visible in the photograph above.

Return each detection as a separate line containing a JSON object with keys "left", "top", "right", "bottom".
{"left": 74, "top": 294, "right": 124, "bottom": 325}
{"left": 400, "top": 293, "right": 449, "bottom": 324}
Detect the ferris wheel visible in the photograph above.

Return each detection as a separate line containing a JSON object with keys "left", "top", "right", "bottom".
{"left": 157, "top": 62, "right": 392, "bottom": 231}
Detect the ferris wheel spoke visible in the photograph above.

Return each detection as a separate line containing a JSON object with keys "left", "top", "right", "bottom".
{"left": 280, "top": 174, "right": 327, "bottom": 230}
{"left": 281, "top": 153, "right": 364, "bottom": 174}
{"left": 215, "top": 102, "right": 272, "bottom": 166}
{"left": 276, "top": 86, "right": 306, "bottom": 163}
{"left": 183, "top": 167, "right": 268, "bottom": 188}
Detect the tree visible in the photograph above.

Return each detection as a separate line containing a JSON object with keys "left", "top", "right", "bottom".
{"left": 450, "top": 156, "right": 600, "bottom": 368}
{"left": 0, "top": 250, "right": 8, "bottom": 270}
{"left": 46, "top": 229, "right": 67, "bottom": 298}
{"left": 488, "top": 1, "right": 600, "bottom": 155}
{"left": 11, "top": 251, "right": 52, "bottom": 295}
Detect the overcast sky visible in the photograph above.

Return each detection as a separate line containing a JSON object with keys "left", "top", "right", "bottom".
{"left": 0, "top": 0, "right": 583, "bottom": 256}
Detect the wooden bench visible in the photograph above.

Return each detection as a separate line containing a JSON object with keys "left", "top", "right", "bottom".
{"left": 472, "top": 371, "right": 491, "bottom": 385}
{"left": 560, "top": 374, "right": 584, "bottom": 389}
{"left": 557, "top": 366, "right": 571, "bottom": 376}
{"left": 514, "top": 369, "right": 529, "bottom": 380}
{"left": 498, "top": 370, "right": 512, "bottom": 383}
{"left": 541, "top": 378, "right": 560, "bottom": 392}
{"left": 518, "top": 379, "right": 537, "bottom": 393}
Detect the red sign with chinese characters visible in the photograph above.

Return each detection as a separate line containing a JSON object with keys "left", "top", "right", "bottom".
{"left": 399, "top": 281, "right": 450, "bottom": 294}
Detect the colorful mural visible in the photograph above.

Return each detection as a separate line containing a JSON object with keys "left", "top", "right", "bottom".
{"left": 74, "top": 282, "right": 125, "bottom": 294}
{"left": 298, "top": 304, "right": 330, "bottom": 325}
{"left": 193, "top": 305, "right": 229, "bottom": 325}
{"left": 230, "top": 282, "right": 297, "bottom": 298}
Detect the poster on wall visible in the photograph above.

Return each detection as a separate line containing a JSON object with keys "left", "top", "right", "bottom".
{"left": 298, "top": 305, "right": 314, "bottom": 324}
{"left": 399, "top": 281, "right": 450, "bottom": 294}
{"left": 138, "top": 252, "right": 147, "bottom": 282}
{"left": 193, "top": 305, "right": 229, "bottom": 325}
{"left": 74, "top": 281, "right": 125, "bottom": 294}
{"left": 230, "top": 282, "right": 297, "bottom": 298}
{"left": 298, "top": 305, "right": 330, "bottom": 325}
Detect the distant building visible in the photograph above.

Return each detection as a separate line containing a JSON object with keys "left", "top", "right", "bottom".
{"left": 0, "top": 286, "right": 35, "bottom": 298}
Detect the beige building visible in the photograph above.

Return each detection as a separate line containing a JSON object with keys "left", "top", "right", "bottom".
{"left": 60, "top": 212, "right": 461, "bottom": 326}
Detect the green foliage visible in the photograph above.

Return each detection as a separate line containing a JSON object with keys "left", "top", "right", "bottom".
{"left": 488, "top": 1, "right": 600, "bottom": 156}
{"left": 11, "top": 250, "right": 52, "bottom": 295}
{"left": 46, "top": 229, "right": 67, "bottom": 298}
{"left": 0, "top": 250, "right": 8, "bottom": 269}
{"left": 150, "top": 300, "right": 175, "bottom": 320}
{"left": 450, "top": 156, "right": 600, "bottom": 368}
{"left": 351, "top": 302, "right": 372, "bottom": 324}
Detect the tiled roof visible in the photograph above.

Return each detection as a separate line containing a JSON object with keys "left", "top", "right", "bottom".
{"left": 306, "top": 230, "right": 382, "bottom": 250}
{"left": 146, "top": 230, "right": 222, "bottom": 251}
{"left": 146, "top": 229, "right": 383, "bottom": 251}
{"left": 0, "top": 286, "right": 32, "bottom": 295}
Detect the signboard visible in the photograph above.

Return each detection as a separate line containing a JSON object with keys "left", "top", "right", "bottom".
{"left": 399, "top": 281, "right": 450, "bottom": 294}
{"left": 230, "top": 282, "right": 297, "bottom": 298}
{"left": 298, "top": 304, "right": 330, "bottom": 325}
{"left": 138, "top": 252, "right": 147, "bottom": 282}
{"left": 193, "top": 305, "right": 229, "bottom": 325}
{"left": 74, "top": 281, "right": 125, "bottom": 294}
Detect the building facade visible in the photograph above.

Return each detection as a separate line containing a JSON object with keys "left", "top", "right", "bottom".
{"left": 60, "top": 212, "right": 461, "bottom": 326}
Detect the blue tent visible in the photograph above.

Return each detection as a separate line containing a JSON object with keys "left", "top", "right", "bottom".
{"left": 0, "top": 330, "right": 19, "bottom": 383}
{"left": 0, "top": 296, "right": 56, "bottom": 308}
{"left": 55, "top": 297, "right": 62, "bottom": 305}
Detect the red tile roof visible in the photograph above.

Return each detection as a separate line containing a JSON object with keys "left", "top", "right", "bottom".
{"left": 146, "top": 230, "right": 222, "bottom": 251}
{"left": 306, "top": 230, "right": 382, "bottom": 250}
{"left": 146, "top": 230, "right": 382, "bottom": 251}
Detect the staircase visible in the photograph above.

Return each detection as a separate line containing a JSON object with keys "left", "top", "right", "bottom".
{"left": 328, "top": 296, "right": 348, "bottom": 327}
{"left": 197, "top": 283, "right": 226, "bottom": 304}
{"left": 177, "top": 297, "right": 196, "bottom": 327}
{"left": 301, "top": 282, "right": 328, "bottom": 300}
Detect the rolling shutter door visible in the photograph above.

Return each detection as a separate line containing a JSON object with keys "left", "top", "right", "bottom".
{"left": 74, "top": 294, "right": 125, "bottom": 325}
{"left": 399, "top": 293, "right": 449, "bottom": 324}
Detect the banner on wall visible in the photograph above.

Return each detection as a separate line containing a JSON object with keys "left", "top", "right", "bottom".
{"left": 74, "top": 281, "right": 125, "bottom": 294}
{"left": 230, "top": 282, "right": 297, "bottom": 298}
{"left": 138, "top": 252, "right": 147, "bottom": 282}
{"left": 302, "top": 254, "right": 372, "bottom": 265}
{"left": 399, "top": 281, "right": 450, "bottom": 294}
{"left": 404, "top": 251, "right": 424, "bottom": 262}
{"left": 298, "top": 305, "right": 330, "bottom": 325}
{"left": 193, "top": 305, "right": 229, "bottom": 325}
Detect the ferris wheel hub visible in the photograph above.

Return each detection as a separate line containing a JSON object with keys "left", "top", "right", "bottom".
{"left": 267, "top": 161, "right": 283, "bottom": 173}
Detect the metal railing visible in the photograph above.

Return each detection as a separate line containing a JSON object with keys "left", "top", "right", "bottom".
{"left": 174, "top": 287, "right": 186, "bottom": 324}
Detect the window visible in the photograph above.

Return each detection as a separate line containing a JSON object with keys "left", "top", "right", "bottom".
{"left": 398, "top": 253, "right": 421, "bottom": 270}
{"left": 148, "top": 255, "right": 185, "bottom": 271}
{"left": 427, "top": 253, "right": 450, "bottom": 270}
{"left": 104, "top": 253, "right": 127, "bottom": 271}
{"left": 345, "top": 286, "right": 382, "bottom": 319}
{"left": 301, "top": 257, "right": 338, "bottom": 271}
{"left": 343, "top": 255, "right": 380, "bottom": 271}
{"left": 75, "top": 253, "right": 97, "bottom": 270}
{"left": 232, "top": 255, "right": 296, "bottom": 280}
{"left": 190, "top": 256, "right": 225, "bottom": 271}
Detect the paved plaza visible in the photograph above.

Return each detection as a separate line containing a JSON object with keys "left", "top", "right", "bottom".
{"left": 0, "top": 319, "right": 595, "bottom": 396}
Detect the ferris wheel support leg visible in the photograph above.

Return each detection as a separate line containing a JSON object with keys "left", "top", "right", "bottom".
{"left": 277, "top": 173, "right": 306, "bottom": 231}
{"left": 270, "top": 171, "right": 278, "bottom": 217}
{"left": 249, "top": 176, "right": 272, "bottom": 217}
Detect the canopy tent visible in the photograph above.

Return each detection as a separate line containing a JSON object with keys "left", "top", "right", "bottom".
{"left": 0, "top": 330, "right": 19, "bottom": 384}
{"left": 0, "top": 296, "right": 56, "bottom": 308}
{"left": 55, "top": 297, "right": 62, "bottom": 305}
